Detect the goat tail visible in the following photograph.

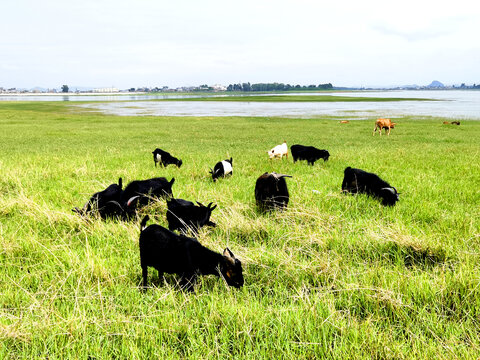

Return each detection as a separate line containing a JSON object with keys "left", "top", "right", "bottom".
{"left": 140, "top": 215, "right": 150, "bottom": 232}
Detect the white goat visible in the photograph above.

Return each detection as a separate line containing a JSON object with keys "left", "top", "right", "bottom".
{"left": 268, "top": 141, "right": 288, "bottom": 159}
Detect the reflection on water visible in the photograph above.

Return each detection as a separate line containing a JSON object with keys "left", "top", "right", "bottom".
{"left": 76, "top": 90, "right": 480, "bottom": 119}
{"left": 0, "top": 94, "right": 205, "bottom": 102}
{"left": 1, "top": 90, "right": 479, "bottom": 119}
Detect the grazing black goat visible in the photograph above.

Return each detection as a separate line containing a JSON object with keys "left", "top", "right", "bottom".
{"left": 290, "top": 145, "right": 330, "bottom": 165}
{"left": 254, "top": 172, "right": 292, "bottom": 211}
{"left": 341, "top": 167, "right": 399, "bottom": 206}
{"left": 139, "top": 216, "right": 244, "bottom": 291}
{"left": 121, "top": 177, "right": 175, "bottom": 216}
{"left": 72, "top": 178, "right": 124, "bottom": 219}
{"left": 166, "top": 198, "right": 217, "bottom": 234}
{"left": 152, "top": 148, "right": 183, "bottom": 168}
{"left": 210, "top": 157, "right": 233, "bottom": 181}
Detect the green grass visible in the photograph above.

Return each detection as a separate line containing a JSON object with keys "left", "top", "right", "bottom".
{"left": 0, "top": 102, "right": 479, "bottom": 358}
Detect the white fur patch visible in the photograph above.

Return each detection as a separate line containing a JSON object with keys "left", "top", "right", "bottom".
{"left": 221, "top": 160, "right": 233, "bottom": 175}
{"left": 269, "top": 142, "right": 288, "bottom": 158}
{"left": 155, "top": 153, "right": 162, "bottom": 162}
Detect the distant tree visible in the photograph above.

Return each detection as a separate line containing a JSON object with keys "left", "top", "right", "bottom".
{"left": 227, "top": 82, "right": 333, "bottom": 92}
{"left": 61, "top": 85, "right": 69, "bottom": 93}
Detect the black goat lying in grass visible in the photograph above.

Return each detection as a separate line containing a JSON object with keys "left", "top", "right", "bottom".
{"left": 166, "top": 198, "right": 217, "bottom": 234}
{"left": 73, "top": 177, "right": 175, "bottom": 220}
{"left": 72, "top": 178, "right": 124, "bottom": 219}
{"left": 121, "top": 177, "right": 175, "bottom": 217}
{"left": 139, "top": 215, "right": 244, "bottom": 291}
{"left": 341, "top": 167, "right": 399, "bottom": 206}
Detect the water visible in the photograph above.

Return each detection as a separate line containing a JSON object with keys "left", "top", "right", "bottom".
{"left": 0, "top": 94, "right": 202, "bottom": 102}
{"left": 1, "top": 90, "right": 479, "bottom": 119}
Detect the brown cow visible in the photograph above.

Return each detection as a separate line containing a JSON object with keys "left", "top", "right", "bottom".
{"left": 443, "top": 121, "right": 450, "bottom": 125}
{"left": 340, "top": 120, "right": 350, "bottom": 124}
{"left": 373, "top": 118, "right": 396, "bottom": 136}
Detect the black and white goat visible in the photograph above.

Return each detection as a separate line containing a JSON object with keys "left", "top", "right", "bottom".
{"left": 210, "top": 157, "right": 233, "bottom": 181}
{"left": 166, "top": 198, "right": 217, "bottom": 234}
{"left": 72, "top": 178, "right": 124, "bottom": 219}
{"left": 139, "top": 216, "right": 244, "bottom": 291}
{"left": 152, "top": 148, "right": 183, "bottom": 168}
{"left": 254, "top": 172, "right": 292, "bottom": 211}
{"left": 341, "top": 167, "right": 399, "bottom": 206}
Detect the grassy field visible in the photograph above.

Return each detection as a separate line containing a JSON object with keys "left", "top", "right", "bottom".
{"left": 0, "top": 102, "right": 479, "bottom": 358}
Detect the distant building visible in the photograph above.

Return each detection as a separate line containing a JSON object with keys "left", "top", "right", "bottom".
{"left": 93, "top": 87, "right": 119, "bottom": 93}
{"left": 212, "top": 84, "right": 227, "bottom": 91}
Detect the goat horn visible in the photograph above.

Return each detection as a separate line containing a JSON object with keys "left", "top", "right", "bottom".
{"left": 196, "top": 201, "right": 205, "bottom": 207}
{"left": 127, "top": 195, "right": 140, "bottom": 207}
{"left": 271, "top": 172, "right": 292, "bottom": 179}
{"left": 380, "top": 187, "right": 396, "bottom": 194}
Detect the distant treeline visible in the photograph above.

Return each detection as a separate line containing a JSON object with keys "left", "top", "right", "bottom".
{"left": 226, "top": 82, "right": 333, "bottom": 92}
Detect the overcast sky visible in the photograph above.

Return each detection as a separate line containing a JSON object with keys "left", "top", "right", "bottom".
{"left": 1, "top": 0, "right": 479, "bottom": 89}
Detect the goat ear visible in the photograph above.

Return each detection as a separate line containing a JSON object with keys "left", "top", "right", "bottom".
{"left": 209, "top": 204, "right": 217, "bottom": 211}
{"left": 223, "top": 247, "right": 235, "bottom": 260}
{"left": 118, "top": 177, "right": 123, "bottom": 188}
{"left": 229, "top": 157, "right": 233, "bottom": 164}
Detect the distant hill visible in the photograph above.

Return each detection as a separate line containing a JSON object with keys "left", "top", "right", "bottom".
{"left": 427, "top": 80, "right": 445, "bottom": 88}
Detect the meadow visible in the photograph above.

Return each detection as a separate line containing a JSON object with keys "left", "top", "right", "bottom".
{"left": 0, "top": 101, "right": 479, "bottom": 358}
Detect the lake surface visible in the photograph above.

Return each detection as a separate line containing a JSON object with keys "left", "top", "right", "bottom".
{"left": 2, "top": 90, "right": 479, "bottom": 119}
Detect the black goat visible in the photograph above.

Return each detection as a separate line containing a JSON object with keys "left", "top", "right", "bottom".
{"left": 254, "top": 172, "right": 292, "bottom": 211}
{"left": 152, "top": 148, "right": 183, "bottom": 168}
{"left": 291, "top": 145, "right": 330, "bottom": 165}
{"left": 341, "top": 167, "right": 399, "bottom": 206}
{"left": 166, "top": 198, "right": 217, "bottom": 234}
{"left": 121, "top": 177, "right": 175, "bottom": 216}
{"left": 73, "top": 178, "right": 124, "bottom": 219}
{"left": 139, "top": 216, "right": 244, "bottom": 291}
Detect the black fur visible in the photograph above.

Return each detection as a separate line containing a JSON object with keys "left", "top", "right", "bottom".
{"left": 122, "top": 177, "right": 175, "bottom": 216}
{"left": 341, "top": 167, "right": 399, "bottom": 206}
{"left": 210, "top": 157, "right": 233, "bottom": 181}
{"left": 291, "top": 145, "right": 330, "bottom": 165}
{"left": 152, "top": 148, "right": 182, "bottom": 168}
{"left": 139, "top": 216, "right": 243, "bottom": 291}
{"left": 166, "top": 198, "right": 217, "bottom": 234}
{"left": 254, "top": 172, "right": 292, "bottom": 211}
{"left": 73, "top": 178, "right": 124, "bottom": 219}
